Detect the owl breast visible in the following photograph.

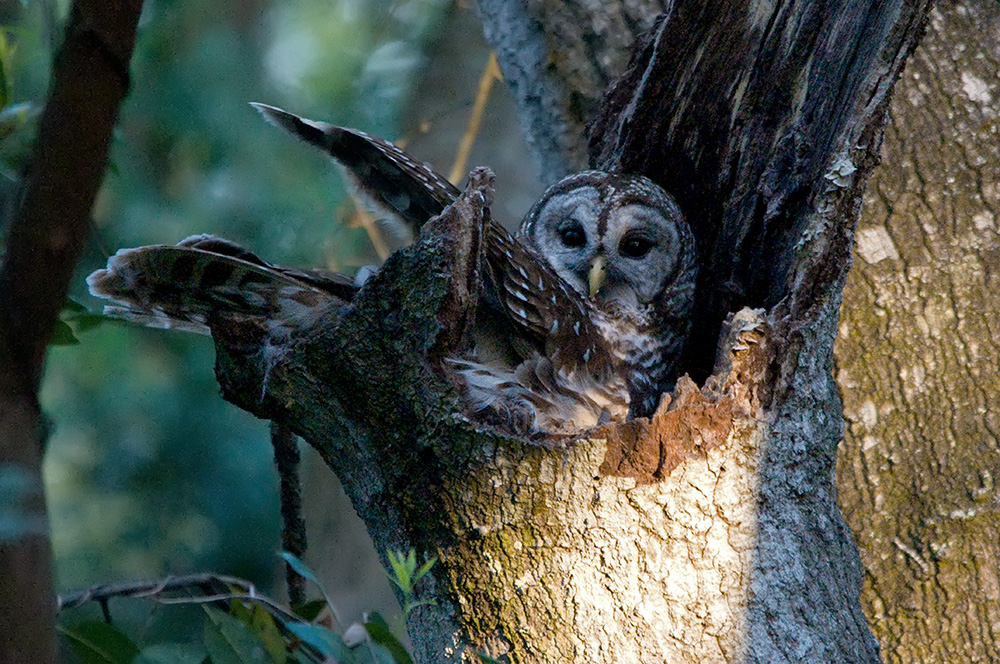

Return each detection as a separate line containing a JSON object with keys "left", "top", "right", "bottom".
{"left": 519, "top": 171, "right": 698, "bottom": 419}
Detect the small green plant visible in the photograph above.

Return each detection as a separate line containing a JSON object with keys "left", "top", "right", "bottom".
{"left": 385, "top": 549, "right": 437, "bottom": 618}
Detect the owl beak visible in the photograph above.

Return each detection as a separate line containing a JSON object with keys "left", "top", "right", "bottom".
{"left": 588, "top": 256, "right": 608, "bottom": 297}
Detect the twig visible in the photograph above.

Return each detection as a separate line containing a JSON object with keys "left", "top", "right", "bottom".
{"left": 57, "top": 573, "right": 257, "bottom": 612}
{"left": 270, "top": 422, "right": 308, "bottom": 606}
{"left": 448, "top": 53, "right": 501, "bottom": 184}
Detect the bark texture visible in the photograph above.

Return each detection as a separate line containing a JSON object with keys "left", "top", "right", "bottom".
{"left": 211, "top": 2, "right": 932, "bottom": 662}
{"left": 475, "top": 0, "right": 669, "bottom": 180}
{"left": 835, "top": 1, "right": 1000, "bottom": 661}
{"left": 0, "top": 3, "right": 143, "bottom": 663}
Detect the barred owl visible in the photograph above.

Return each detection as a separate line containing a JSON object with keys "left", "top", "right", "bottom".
{"left": 88, "top": 105, "right": 697, "bottom": 436}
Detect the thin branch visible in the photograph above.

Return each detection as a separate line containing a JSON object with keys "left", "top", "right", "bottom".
{"left": 57, "top": 573, "right": 259, "bottom": 613}
{"left": 270, "top": 421, "right": 308, "bottom": 606}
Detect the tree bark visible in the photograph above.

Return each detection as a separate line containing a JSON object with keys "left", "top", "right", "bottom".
{"left": 0, "top": 3, "right": 142, "bottom": 663}
{"left": 835, "top": 1, "right": 1000, "bottom": 661}
{"left": 208, "top": 1, "right": 933, "bottom": 662}
{"left": 475, "top": 0, "right": 670, "bottom": 180}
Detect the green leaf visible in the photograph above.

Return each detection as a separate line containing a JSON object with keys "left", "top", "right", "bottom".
{"left": 202, "top": 606, "right": 274, "bottom": 664}
{"left": 279, "top": 551, "right": 341, "bottom": 625}
{"left": 362, "top": 613, "right": 413, "bottom": 664}
{"left": 61, "top": 297, "right": 89, "bottom": 314}
{"left": 50, "top": 319, "right": 80, "bottom": 346}
{"left": 385, "top": 550, "right": 413, "bottom": 594}
{"left": 52, "top": 298, "right": 107, "bottom": 342}
{"left": 285, "top": 622, "right": 354, "bottom": 663}
{"left": 412, "top": 556, "right": 437, "bottom": 584}
{"left": 248, "top": 603, "right": 287, "bottom": 664}
{"left": 278, "top": 551, "right": 324, "bottom": 590}
{"left": 59, "top": 620, "right": 141, "bottom": 664}
{"left": 385, "top": 550, "right": 436, "bottom": 617}
{"left": 357, "top": 643, "right": 396, "bottom": 664}
{"left": 74, "top": 313, "right": 110, "bottom": 333}
{"left": 291, "top": 599, "right": 327, "bottom": 622}
{"left": 134, "top": 643, "right": 208, "bottom": 664}
{"left": 60, "top": 298, "right": 108, "bottom": 332}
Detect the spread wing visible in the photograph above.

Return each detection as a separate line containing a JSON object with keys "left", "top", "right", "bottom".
{"left": 252, "top": 103, "right": 459, "bottom": 235}
{"left": 252, "top": 106, "right": 632, "bottom": 431}
{"left": 87, "top": 234, "right": 357, "bottom": 335}
{"left": 253, "top": 104, "right": 615, "bottom": 362}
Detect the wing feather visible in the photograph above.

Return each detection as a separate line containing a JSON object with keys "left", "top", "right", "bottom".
{"left": 252, "top": 103, "right": 459, "bottom": 234}
{"left": 88, "top": 235, "right": 356, "bottom": 335}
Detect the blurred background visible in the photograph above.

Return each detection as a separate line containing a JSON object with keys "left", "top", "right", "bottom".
{"left": 0, "top": 0, "right": 542, "bottom": 645}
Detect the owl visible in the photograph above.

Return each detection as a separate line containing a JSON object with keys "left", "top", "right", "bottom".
{"left": 88, "top": 106, "right": 697, "bottom": 436}
{"left": 249, "top": 105, "right": 697, "bottom": 418}
{"left": 516, "top": 171, "right": 697, "bottom": 417}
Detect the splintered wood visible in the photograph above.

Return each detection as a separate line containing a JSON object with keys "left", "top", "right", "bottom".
{"left": 598, "top": 308, "right": 773, "bottom": 482}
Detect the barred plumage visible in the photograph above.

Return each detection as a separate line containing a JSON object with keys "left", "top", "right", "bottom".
{"left": 89, "top": 105, "right": 697, "bottom": 436}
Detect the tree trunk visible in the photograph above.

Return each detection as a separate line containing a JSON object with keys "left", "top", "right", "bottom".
{"left": 212, "top": 1, "right": 931, "bottom": 662}
{"left": 0, "top": 3, "right": 143, "bottom": 664}
{"left": 475, "top": 0, "right": 670, "bottom": 179}
{"left": 835, "top": 0, "right": 1000, "bottom": 661}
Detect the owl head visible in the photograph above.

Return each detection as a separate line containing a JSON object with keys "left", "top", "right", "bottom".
{"left": 519, "top": 171, "right": 696, "bottom": 318}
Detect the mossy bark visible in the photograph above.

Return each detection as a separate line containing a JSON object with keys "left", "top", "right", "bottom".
{"left": 835, "top": 1, "right": 1000, "bottom": 660}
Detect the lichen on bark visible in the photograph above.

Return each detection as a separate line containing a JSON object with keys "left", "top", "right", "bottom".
{"left": 836, "top": 1, "right": 1000, "bottom": 660}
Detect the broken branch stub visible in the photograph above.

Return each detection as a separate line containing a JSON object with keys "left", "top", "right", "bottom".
{"left": 599, "top": 307, "right": 773, "bottom": 483}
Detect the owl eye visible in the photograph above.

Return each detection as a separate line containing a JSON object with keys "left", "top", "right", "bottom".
{"left": 558, "top": 224, "right": 586, "bottom": 248}
{"left": 619, "top": 234, "right": 654, "bottom": 259}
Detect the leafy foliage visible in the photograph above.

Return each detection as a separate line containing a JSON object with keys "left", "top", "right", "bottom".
{"left": 57, "top": 553, "right": 433, "bottom": 664}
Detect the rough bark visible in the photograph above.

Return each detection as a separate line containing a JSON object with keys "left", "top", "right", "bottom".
{"left": 835, "top": 1, "right": 1000, "bottom": 661}
{"left": 475, "top": 0, "right": 670, "bottom": 180}
{"left": 0, "top": 3, "right": 143, "bottom": 663}
{"left": 210, "top": 2, "right": 932, "bottom": 662}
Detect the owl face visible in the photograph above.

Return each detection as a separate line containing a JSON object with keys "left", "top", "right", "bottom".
{"left": 520, "top": 171, "right": 689, "bottom": 314}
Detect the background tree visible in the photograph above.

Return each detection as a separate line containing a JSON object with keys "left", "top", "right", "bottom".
{"left": 836, "top": 0, "right": 1000, "bottom": 660}
{"left": 0, "top": 2, "right": 143, "bottom": 663}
